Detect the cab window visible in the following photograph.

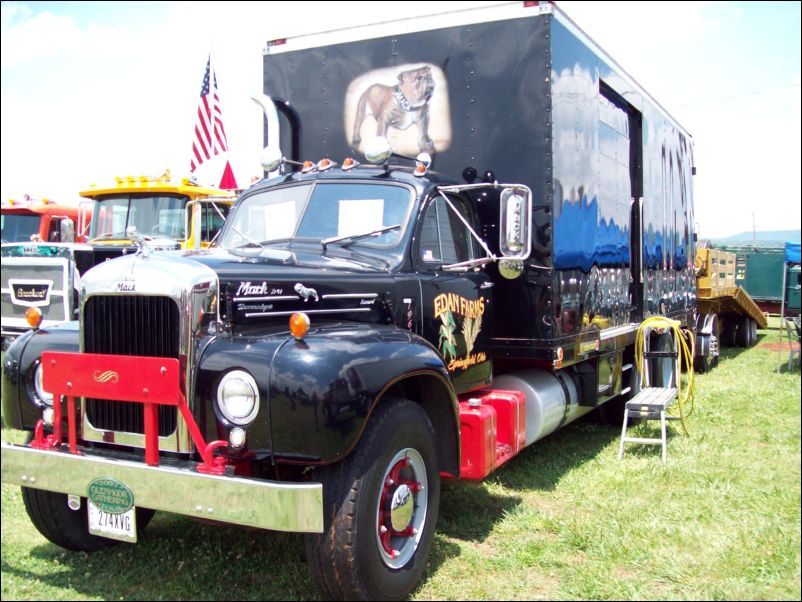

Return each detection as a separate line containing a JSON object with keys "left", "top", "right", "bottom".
{"left": 201, "top": 203, "right": 230, "bottom": 242}
{"left": 47, "top": 217, "right": 63, "bottom": 242}
{"left": 418, "top": 195, "right": 476, "bottom": 266}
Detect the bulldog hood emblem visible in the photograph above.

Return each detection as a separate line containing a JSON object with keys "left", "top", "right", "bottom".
{"left": 294, "top": 283, "right": 319, "bottom": 302}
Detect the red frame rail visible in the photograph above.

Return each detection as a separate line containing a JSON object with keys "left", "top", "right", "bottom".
{"left": 34, "top": 351, "right": 228, "bottom": 474}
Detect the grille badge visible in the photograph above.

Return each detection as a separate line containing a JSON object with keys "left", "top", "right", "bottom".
{"left": 93, "top": 370, "right": 119, "bottom": 384}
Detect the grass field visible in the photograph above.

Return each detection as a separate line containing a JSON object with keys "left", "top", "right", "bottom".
{"left": 2, "top": 320, "right": 800, "bottom": 600}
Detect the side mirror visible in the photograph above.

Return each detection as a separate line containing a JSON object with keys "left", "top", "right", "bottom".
{"left": 260, "top": 145, "right": 283, "bottom": 173}
{"left": 364, "top": 137, "right": 392, "bottom": 165}
{"left": 499, "top": 187, "right": 531, "bottom": 259}
{"left": 60, "top": 218, "right": 75, "bottom": 243}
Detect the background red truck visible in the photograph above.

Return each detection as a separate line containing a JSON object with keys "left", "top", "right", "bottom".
{"left": 1, "top": 196, "right": 88, "bottom": 244}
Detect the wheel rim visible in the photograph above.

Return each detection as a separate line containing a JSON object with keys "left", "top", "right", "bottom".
{"left": 375, "top": 448, "right": 427, "bottom": 569}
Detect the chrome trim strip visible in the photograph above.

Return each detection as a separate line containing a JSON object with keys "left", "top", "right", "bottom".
{"left": 600, "top": 324, "right": 639, "bottom": 341}
{"left": 245, "top": 308, "right": 372, "bottom": 318}
{"left": 233, "top": 295, "right": 297, "bottom": 302}
{"left": 320, "top": 293, "right": 379, "bottom": 300}
{"left": 1, "top": 442, "right": 323, "bottom": 533}
{"left": 265, "top": 2, "right": 545, "bottom": 55}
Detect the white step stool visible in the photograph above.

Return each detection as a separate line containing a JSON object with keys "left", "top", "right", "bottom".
{"left": 619, "top": 319, "right": 683, "bottom": 463}
{"left": 618, "top": 386, "right": 678, "bottom": 463}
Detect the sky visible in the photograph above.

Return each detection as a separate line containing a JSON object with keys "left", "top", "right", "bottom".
{"left": 1, "top": 1, "right": 800, "bottom": 239}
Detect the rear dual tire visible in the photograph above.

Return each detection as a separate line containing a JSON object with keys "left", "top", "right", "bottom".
{"left": 735, "top": 316, "right": 757, "bottom": 348}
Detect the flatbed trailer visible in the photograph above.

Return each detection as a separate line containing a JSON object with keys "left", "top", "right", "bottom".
{"left": 694, "top": 247, "right": 767, "bottom": 369}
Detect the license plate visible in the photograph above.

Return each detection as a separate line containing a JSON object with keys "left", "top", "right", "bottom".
{"left": 87, "top": 477, "right": 137, "bottom": 543}
{"left": 88, "top": 501, "right": 137, "bottom": 543}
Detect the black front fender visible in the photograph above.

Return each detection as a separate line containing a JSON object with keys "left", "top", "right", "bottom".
{"left": 2, "top": 322, "right": 80, "bottom": 430}
{"left": 270, "top": 324, "right": 455, "bottom": 465}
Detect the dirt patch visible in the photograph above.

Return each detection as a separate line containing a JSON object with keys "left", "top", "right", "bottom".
{"left": 760, "top": 341, "right": 800, "bottom": 351}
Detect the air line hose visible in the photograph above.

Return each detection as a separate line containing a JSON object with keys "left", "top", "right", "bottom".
{"left": 634, "top": 316, "right": 696, "bottom": 435}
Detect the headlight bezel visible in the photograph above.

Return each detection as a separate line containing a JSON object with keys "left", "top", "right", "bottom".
{"left": 215, "top": 369, "right": 260, "bottom": 426}
{"left": 32, "top": 359, "right": 54, "bottom": 407}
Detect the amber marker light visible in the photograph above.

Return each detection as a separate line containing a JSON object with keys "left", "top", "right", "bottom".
{"left": 317, "top": 158, "right": 335, "bottom": 171}
{"left": 289, "top": 312, "right": 310, "bottom": 339}
{"left": 342, "top": 157, "right": 359, "bottom": 171}
{"left": 26, "top": 307, "right": 43, "bottom": 329}
{"left": 301, "top": 160, "right": 315, "bottom": 174}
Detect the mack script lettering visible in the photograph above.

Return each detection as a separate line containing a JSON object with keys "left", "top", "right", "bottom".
{"left": 237, "top": 282, "right": 283, "bottom": 297}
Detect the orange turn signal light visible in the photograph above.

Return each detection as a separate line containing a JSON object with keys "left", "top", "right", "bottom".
{"left": 289, "top": 312, "right": 310, "bottom": 339}
{"left": 26, "top": 307, "right": 44, "bottom": 329}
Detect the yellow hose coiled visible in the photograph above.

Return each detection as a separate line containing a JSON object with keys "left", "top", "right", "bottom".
{"left": 634, "top": 316, "right": 696, "bottom": 435}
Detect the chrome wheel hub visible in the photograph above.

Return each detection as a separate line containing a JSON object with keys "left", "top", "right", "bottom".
{"left": 390, "top": 484, "right": 413, "bottom": 532}
{"left": 375, "top": 448, "right": 427, "bottom": 569}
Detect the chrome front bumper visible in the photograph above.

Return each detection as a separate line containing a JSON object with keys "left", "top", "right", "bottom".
{"left": 1, "top": 442, "right": 323, "bottom": 533}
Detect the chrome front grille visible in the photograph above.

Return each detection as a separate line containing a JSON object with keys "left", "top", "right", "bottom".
{"left": 83, "top": 295, "right": 180, "bottom": 436}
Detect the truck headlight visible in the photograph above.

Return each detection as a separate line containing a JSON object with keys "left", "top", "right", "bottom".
{"left": 216, "top": 370, "right": 259, "bottom": 425}
{"left": 34, "top": 362, "right": 54, "bottom": 406}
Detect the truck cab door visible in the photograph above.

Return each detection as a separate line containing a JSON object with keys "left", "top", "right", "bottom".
{"left": 414, "top": 192, "right": 493, "bottom": 393}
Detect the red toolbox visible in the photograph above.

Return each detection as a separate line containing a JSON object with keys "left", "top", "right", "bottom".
{"left": 458, "top": 398, "right": 497, "bottom": 480}
{"left": 479, "top": 389, "right": 527, "bottom": 463}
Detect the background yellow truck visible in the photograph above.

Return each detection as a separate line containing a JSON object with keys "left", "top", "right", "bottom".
{"left": 1, "top": 173, "right": 234, "bottom": 347}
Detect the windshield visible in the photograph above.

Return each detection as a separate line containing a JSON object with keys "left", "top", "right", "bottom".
{"left": 219, "top": 182, "right": 413, "bottom": 250}
{"left": 88, "top": 195, "right": 187, "bottom": 241}
{"left": 1, "top": 213, "right": 41, "bottom": 242}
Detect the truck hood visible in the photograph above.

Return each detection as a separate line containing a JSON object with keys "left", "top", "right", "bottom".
{"left": 184, "top": 247, "right": 403, "bottom": 330}
{"left": 80, "top": 247, "right": 402, "bottom": 333}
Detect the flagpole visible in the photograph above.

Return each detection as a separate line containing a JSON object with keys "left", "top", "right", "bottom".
{"left": 191, "top": 43, "right": 238, "bottom": 191}
{"left": 208, "top": 41, "right": 217, "bottom": 157}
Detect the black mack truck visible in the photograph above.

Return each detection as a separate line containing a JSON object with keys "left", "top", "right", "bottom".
{"left": 2, "top": 2, "right": 701, "bottom": 600}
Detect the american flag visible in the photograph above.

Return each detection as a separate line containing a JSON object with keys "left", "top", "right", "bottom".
{"left": 190, "top": 57, "right": 229, "bottom": 173}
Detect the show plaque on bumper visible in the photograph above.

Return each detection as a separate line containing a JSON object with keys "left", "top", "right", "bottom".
{"left": 1, "top": 443, "right": 324, "bottom": 533}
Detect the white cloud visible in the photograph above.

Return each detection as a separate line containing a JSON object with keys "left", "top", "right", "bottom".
{"left": 0, "top": 4, "right": 138, "bottom": 68}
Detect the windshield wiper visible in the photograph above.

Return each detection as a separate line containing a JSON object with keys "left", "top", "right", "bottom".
{"left": 89, "top": 231, "right": 150, "bottom": 243}
{"left": 259, "top": 237, "right": 296, "bottom": 246}
{"left": 321, "top": 224, "right": 401, "bottom": 251}
{"left": 230, "top": 224, "right": 264, "bottom": 248}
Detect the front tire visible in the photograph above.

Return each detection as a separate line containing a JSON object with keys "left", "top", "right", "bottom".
{"left": 305, "top": 398, "right": 440, "bottom": 601}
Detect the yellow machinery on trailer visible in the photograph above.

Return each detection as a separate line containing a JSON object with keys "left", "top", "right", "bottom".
{"left": 694, "top": 246, "right": 767, "bottom": 371}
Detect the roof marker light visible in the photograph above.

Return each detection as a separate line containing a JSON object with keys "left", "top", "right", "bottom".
{"left": 317, "top": 158, "right": 336, "bottom": 171}
{"left": 342, "top": 157, "right": 360, "bottom": 171}
{"left": 414, "top": 152, "right": 432, "bottom": 177}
